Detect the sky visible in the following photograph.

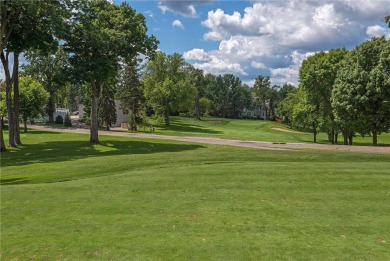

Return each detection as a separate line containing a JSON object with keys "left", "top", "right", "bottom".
{"left": 1, "top": 0, "right": 389, "bottom": 86}
{"left": 119, "top": 0, "right": 390, "bottom": 86}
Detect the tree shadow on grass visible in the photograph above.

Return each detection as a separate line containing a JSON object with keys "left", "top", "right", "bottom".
{"left": 157, "top": 118, "right": 223, "bottom": 135}
{"left": 1, "top": 139, "right": 206, "bottom": 169}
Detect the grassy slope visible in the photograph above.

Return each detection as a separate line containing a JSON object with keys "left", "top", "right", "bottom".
{"left": 145, "top": 116, "right": 390, "bottom": 145}
{"left": 1, "top": 130, "right": 390, "bottom": 260}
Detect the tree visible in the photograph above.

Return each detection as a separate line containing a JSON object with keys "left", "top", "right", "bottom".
{"left": 187, "top": 66, "right": 205, "bottom": 120}
{"left": 228, "top": 78, "right": 252, "bottom": 118}
{"left": 299, "top": 48, "right": 348, "bottom": 144}
{"left": 116, "top": 60, "right": 145, "bottom": 131}
{"left": 199, "top": 97, "right": 213, "bottom": 116}
{"left": 252, "top": 75, "right": 271, "bottom": 120}
{"left": 278, "top": 84, "right": 296, "bottom": 101}
{"left": 98, "top": 81, "right": 117, "bottom": 131}
{"left": 278, "top": 88, "right": 299, "bottom": 127}
{"left": 64, "top": 0, "right": 158, "bottom": 143}
{"left": 23, "top": 47, "right": 69, "bottom": 122}
{"left": 385, "top": 15, "right": 390, "bottom": 27}
{"left": 0, "top": 80, "right": 6, "bottom": 152}
{"left": 332, "top": 37, "right": 390, "bottom": 146}
{"left": 143, "top": 52, "right": 193, "bottom": 125}
{"left": 1, "top": 0, "right": 67, "bottom": 146}
{"left": 19, "top": 77, "right": 49, "bottom": 132}
{"left": 292, "top": 87, "right": 321, "bottom": 143}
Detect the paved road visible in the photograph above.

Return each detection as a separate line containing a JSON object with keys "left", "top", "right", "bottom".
{"left": 29, "top": 125, "right": 390, "bottom": 153}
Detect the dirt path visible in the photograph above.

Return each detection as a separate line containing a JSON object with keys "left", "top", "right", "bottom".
{"left": 28, "top": 125, "right": 390, "bottom": 154}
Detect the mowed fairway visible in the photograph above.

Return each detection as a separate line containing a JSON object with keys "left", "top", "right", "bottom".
{"left": 1, "top": 130, "right": 390, "bottom": 260}
{"left": 150, "top": 116, "right": 390, "bottom": 145}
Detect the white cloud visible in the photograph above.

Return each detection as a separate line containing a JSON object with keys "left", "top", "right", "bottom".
{"left": 192, "top": 55, "right": 247, "bottom": 76}
{"left": 158, "top": 0, "right": 211, "bottom": 17}
{"left": 366, "top": 25, "right": 389, "bottom": 37}
{"left": 183, "top": 48, "right": 210, "bottom": 61}
{"left": 251, "top": 61, "right": 266, "bottom": 69}
{"left": 189, "top": 1, "right": 390, "bottom": 85}
{"left": 243, "top": 79, "right": 255, "bottom": 87}
{"left": 144, "top": 10, "right": 154, "bottom": 18}
{"left": 172, "top": 19, "right": 184, "bottom": 29}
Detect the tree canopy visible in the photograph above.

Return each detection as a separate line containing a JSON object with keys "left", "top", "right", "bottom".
{"left": 299, "top": 48, "right": 348, "bottom": 143}
{"left": 63, "top": 0, "right": 158, "bottom": 143}
{"left": 332, "top": 37, "right": 390, "bottom": 145}
{"left": 143, "top": 52, "right": 193, "bottom": 125}
{"left": 19, "top": 76, "right": 49, "bottom": 132}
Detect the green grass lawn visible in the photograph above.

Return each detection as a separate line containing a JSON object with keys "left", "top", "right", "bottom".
{"left": 1, "top": 130, "right": 390, "bottom": 260}
{"left": 144, "top": 116, "right": 390, "bottom": 146}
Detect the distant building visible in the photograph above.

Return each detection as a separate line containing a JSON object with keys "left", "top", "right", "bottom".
{"left": 78, "top": 100, "right": 129, "bottom": 127}
{"left": 35, "top": 108, "right": 70, "bottom": 122}
{"left": 241, "top": 108, "right": 267, "bottom": 119}
{"left": 241, "top": 96, "right": 269, "bottom": 119}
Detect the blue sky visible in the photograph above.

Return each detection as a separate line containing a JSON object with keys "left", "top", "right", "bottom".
{"left": 115, "top": 0, "right": 390, "bottom": 87}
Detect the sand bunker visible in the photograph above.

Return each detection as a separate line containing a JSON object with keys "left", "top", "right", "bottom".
{"left": 271, "top": 127, "right": 305, "bottom": 134}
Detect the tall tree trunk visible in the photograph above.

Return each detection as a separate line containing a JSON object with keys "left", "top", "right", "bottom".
{"left": 47, "top": 91, "right": 56, "bottom": 123}
{"left": 0, "top": 117, "right": 6, "bottom": 152}
{"left": 13, "top": 52, "right": 21, "bottom": 145}
{"left": 331, "top": 128, "right": 335, "bottom": 144}
{"left": 372, "top": 130, "right": 378, "bottom": 146}
{"left": 164, "top": 108, "right": 170, "bottom": 125}
{"left": 343, "top": 131, "right": 348, "bottom": 145}
{"left": 334, "top": 132, "right": 338, "bottom": 144}
{"left": 312, "top": 122, "right": 317, "bottom": 143}
{"left": 195, "top": 95, "right": 200, "bottom": 120}
{"left": 23, "top": 118, "right": 28, "bottom": 133}
{"left": 0, "top": 51, "right": 16, "bottom": 147}
{"left": 89, "top": 81, "right": 100, "bottom": 144}
{"left": 348, "top": 132, "right": 353, "bottom": 145}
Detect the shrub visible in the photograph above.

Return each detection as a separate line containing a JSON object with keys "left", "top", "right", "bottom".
{"left": 64, "top": 113, "right": 72, "bottom": 127}
{"left": 55, "top": 115, "right": 63, "bottom": 124}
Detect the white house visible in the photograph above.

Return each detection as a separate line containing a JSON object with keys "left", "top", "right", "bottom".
{"left": 240, "top": 96, "right": 269, "bottom": 119}
{"left": 78, "top": 100, "right": 129, "bottom": 127}
{"left": 241, "top": 108, "right": 267, "bottom": 119}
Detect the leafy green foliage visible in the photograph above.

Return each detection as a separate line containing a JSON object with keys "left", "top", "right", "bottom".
{"left": 332, "top": 37, "right": 390, "bottom": 145}
{"left": 204, "top": 74, "right": 251, "bottom": 118}
{"left": 98, "top": 81, "right": 117, "bottom": 130}
{"left": 19, "top": 77, "right": 49, "bottom": 132}
{"left": 0, "top": 81, "right": 6, "bottom": 118}
{"left": 143, "top": 52, "right": 194, "bottom": 125}
{"left": 299, "top": 48, "right": 348, "bottom": 143}
{"left": 63, "top": 113, "right": 72, "bottom": 127}
{"left": 252, "top": 75, "right": 271, "bottom": 119}
{"left": 23, "top": 47, "right": 69, "bottom": 122}
{"left": 63, "top": 0, "right": 158, "bottom": 143}
{"left": 55, "top": 115, "right": 63, "bottom": 124}
{"left": 199, "top": 97, "right": 213, "bottom": 116}
{"left": 116, "top": 60, "right": 145, "bottom": 131}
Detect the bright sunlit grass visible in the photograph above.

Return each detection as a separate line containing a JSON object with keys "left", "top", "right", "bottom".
{"left": 1, "top": 130, "right": 389, "bottom": 260}
{"left": 146, "top": 116, "right": 390, "bottom": 146}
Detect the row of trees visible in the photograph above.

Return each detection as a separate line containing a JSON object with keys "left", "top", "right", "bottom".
{"left": 103, "top": 53, "right": 296, "bottom": 128}
{"left": 1, "top": 0, "right": 388, "bottom": 151}
{"left": 79, "top": 52, "right": 294, "bottom": 128}
{"left": 279, "top": 37, "right": 390, "bottom": 146}
{"left": 1, "top": 0, "right": 158, "bottom": 151}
